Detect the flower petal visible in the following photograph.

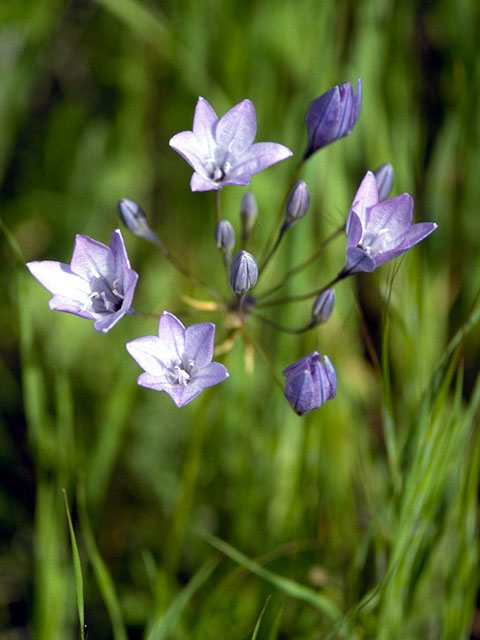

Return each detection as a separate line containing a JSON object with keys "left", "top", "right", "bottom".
{"left": 367, "top": 194, "right": 414, "bottom": 237}
{"left": 157, "top": 311, "right": 186, "bottom": 361}
{"left": 27, "top": 260, "right": 91, "bottom": 302}
{"left": 169, "top": 131, "right": 209, "bottom": 177}
{"left": 231, "top": 142, "right": 293, "bottom": 177}
{"left": 345, "top": 247, "right": 376, "bottom": 273}
{"left": 192, "top": 97, "right": 218, "bottom": 154}
{"left": 126, "top": 335, "right": 170, "bottom": 375}
{"left": 191, "top": 361, "right": 229, "bottom": 388}
{"left": 185, "top": 322, "right": 215, "bottom": 368}
{"left": 348, "top": 171, "right": 379, "bottom": 227}
{"left": 190, "top": 172, "right": 220, "bottom": 191}
{"left": 70, "top": 234, "right": 115, "bottom": 282}
{"left": 215, "top": 99, "right": 257, "bottom": 156}
{"left": 93, "top": 310, "right": 126, "bottom": 333}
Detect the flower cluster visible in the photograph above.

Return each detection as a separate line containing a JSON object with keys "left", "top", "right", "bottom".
{"left": 27, "top": 81, "right": 437, "bottom": 412}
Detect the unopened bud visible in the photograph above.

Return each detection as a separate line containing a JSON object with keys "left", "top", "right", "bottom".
{"left": 229, "top": 250, "right": 258, "bottom": 296}
{"left": 312, "top": 289, "right": 335, "bottom": 324}
{"left": 118, "top": 198, "right": 158, "bottom": 243}
{"left": 283, "top": 180, "right": 310, "bottom": 231}
{"left": 215, "top": 220, "right": 235, "bottom": 261}
{"left": 240, "top": 192, "right": 258, "bottom": 243}
{"left": 373, "top": 163, "right": 394, "bottom": 201}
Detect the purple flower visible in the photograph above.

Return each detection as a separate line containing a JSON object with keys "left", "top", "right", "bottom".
{"left": 283, "top": 352, "right": 337, "bottom": 415}
{"left": 169, "top": 97, "right": 293, "bottom": 191}
{"left": 26, "top": 229, "right": 138, "bottom": 333}
{"left": 304, "top": 78, "right": 362, "bottom": 159}
{"left": 343, "top": 171, "right": 437, "bottom": 274}
{"left": 126, "top": 311, "right": 229, "bottom": 407}
{"left": 229, "top": 250, "right": 258, "bottom": 296}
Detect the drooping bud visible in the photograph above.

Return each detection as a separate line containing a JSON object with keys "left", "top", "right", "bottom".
{"left": 304, "top": 78, "right": 362, "bottom": 159}
{"left": 240, "top": 192, "right": 258, "bottom": 244}
{"left": 118, "top": 198, "right": 158, "bottom": 243}
{"left": 229, "top": 250, "right": 258, "bottom": 296}
{"left": 283, "top": 180, "right": 310, "bottom": 231}
{"left": 312, "top": 289, "right": 335, "bottom": 325}
{"left": 215, "top": 220, "right": 236, "bottom": 261}
{"left": 373, "top": 163, "right": 394, "bottom": 201}
{"left": 282, "top": 352, "right": 337, "bottom": 415}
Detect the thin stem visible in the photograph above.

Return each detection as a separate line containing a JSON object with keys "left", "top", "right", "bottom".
{"left": 257, "top": 223, "right": 344, "bottom": 301}
{"left": 214, "top": 189, "right": 221, "bottom": 224}
{"left": 252, "top": 310, "right": 316, "bottom": 334}
{"left": 256, "top": 271, "right": 347, "bottom": 308}
{"left": 259, "top": 160, "right": 303, "bottom": 264}
{"left": 152, "top": 237, "right": 223, "bottom": 301}
{"left": 258, "top": 226, "right": 286, "bottom": 275}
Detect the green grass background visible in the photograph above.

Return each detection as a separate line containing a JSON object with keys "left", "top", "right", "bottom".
{"left": 1, "top": 0, "right": 480, "bottom": 638}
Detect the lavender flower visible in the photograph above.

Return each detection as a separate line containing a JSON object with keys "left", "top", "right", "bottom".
{"left": 126, "top": 312, "right": 229, "bottom": 407}
{"left": 283, "top": 180, "right": 310, "bottom": 231}
{"left": 215, "top": 220, "right": 236, "bottom": 261}
{"left": 343, "top": 171, "right": 437, "bottom": 274}
{"left": 118, "top": 198, "right": 159, "bottom": 243}
{"left": 26, "top": 229, "right": 138, "bottom": 333}
{"left": 373, "top": 163, "right": 394, "bottom": 201}
{"left": 169, "top": 97, "right": 293, "bottom": 191}
{"left": 283, "top": 352, "right": 337, "bottom": 415}
{"left": 312, "top": 289, "right": 335, "bottom": 325}
{"left": 229, "top": 250, "right": 258, "bottom": 296}
{"left": 304, "top": 78, "right": 362, "bottom": 159}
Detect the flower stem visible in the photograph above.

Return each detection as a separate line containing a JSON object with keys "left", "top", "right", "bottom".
{"left": 214, "top": 189, "right": 222, "bottom": 224}
{"left": 258, "top": 226, "right": 286, "bottom": 276}
{"left": 252, "top": 310, "right": 316, "bottom": 334}
{"left": 256, "top": 271, "right": 348, "bottom": 308}
{"left": 257, "top": 224, "right": 344, "bottom": 301}
{"left": 243, "top": 328, "right": 284, "bottom": 392}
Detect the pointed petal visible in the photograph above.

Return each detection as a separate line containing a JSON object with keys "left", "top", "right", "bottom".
{"left": 353, "top": 77, "right": 362, "bottom": 124}
{"left": 93, "top": 310, "right": 125, "bottom": 333}
{"left": 27, "top": 260, "right": 91, "bottom": 302}
{"left": 70, "top": 234, "right": 114, "bottom": 282}
{"left": 192, "top": 361, "right": 229, "bottom": 388}
{"left": 47, "top": 295, "right": 93, "bottom": 318}
{"left": 190, "top": 172, "right": 220, "bottom": 191}
{"left": 169, "top": 131, "right": 209, "bottom": 177}
{"left": 126, "top": 335, "right": 169, "bottom": 375}
{"left": 349, "top": 171, "right": 379, "bottom": 225}
{"left": 346, "top": 211, "right": 363, "bottom": 248}
{"left": 136, "top": 372, "right": 170, "bottom": 391}
{"left": 215, "top": 99, "right": 257, "bottom": 156}
{"left": 158, "top": 311, "right": 186, "bottom": 361}
{"left": 185, "top": 322, "right": 215, "bottom": 367}
{"left": 231, "top": 142, "right": 293, "bottom": 177}
{"left": 164, "top": 381, "right": 207, "bottom": 407}
{"left": 373, "top": 222, "right": 438, "bottom": 267}
{"left": 367, "top": 194, "right": 414, "bottom": 236}
{"left": 192, "top": 97, "right": 218, "bottom": 154}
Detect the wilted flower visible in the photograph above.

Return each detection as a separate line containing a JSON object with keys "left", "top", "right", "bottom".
{"left": 343, "top": 171, "right": 437, "bottom": 274}
{"left": 312, "top": 289, "right": 335, "bottom": 325}
{"left": 283, "top": 180, "right": 310, "bottom": 231}
{"left": 373, "top": 163, "right": 394, "bottom": 201}
{"left": 26, "top": 229, "right": 138, "bottom": 333}
{"left": 118, "top": 198, "right": 159, "bottom": 243}
{"left": 215, "top": 220, "right": 236, "bottom": 261}
{"left": 169, "top": 97, "right": 293, "bottom": 191}
{"left": 283, "top": 352, "right": 337, "bottom": 415}
{"left": 229, "top": 250, "right": 258, "bottom": 296}
{"left": 126, "top": 311, "right": 229, "bottom": 407}
{"left": 304, "top": 78, "right": 362, "bottom": 159}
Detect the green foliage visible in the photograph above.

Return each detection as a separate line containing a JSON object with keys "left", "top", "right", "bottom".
{"left": 1, "top": 0, "right": 480, "bottom": 638}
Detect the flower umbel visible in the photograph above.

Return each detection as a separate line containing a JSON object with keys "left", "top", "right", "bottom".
{"left": 169, "top": 97, "right": 293, "bottom": 191}
{"left": 343, "top": 170, "right": 437, "bottom": 274}
{"left": 26, "top": 229, "right": 138, "bottom": 333}
{"left": 304, "top": 78, "right": 362, "bottom": 159}
{"left": 283, "top": 352, "right": 337, "bottom": 415}
{"left": 126, "top": 311, "right": 229, "bottom": 407}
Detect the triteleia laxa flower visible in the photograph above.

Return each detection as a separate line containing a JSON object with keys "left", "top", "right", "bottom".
{"left": 283, "top": 352, "right": 337, "bottom": 415}
{"left": 343, "top": 171, "right": 437, "bottom": 274}
{"left": 229, "top": 250, "right": 258, "bottom": 296}
{"left": 126, "top": 311, "right": 229, "bottom": 407}
{"left": 169, "top": 97, "right": 293, "bottom": 191}
{"left": 26, "top": 229, "right": 138, "bottom": 333}
{"left": 304, "top": 78, "right": 362, "bottom": 159}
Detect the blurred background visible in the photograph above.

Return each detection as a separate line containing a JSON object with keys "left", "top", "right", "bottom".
{"left": 1, "top": 0, "right": 480, "bottom": 638}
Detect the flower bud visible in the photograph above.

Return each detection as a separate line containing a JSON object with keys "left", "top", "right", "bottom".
{"left": 118, "top": 198, "right": 158, "bottom": 243}
{"left": 240, "top": 192, "right": 258, "bottom": 243}
{"left": 283, "top": 180, "right": 310, "bottom": 231}
{"left": 229, "top": 250, "right": 258, "bottom": 296}
{"left": 373, "top": 163, "right": 394, "bottom": 201}
{"left": 283, "top": 352, "right": 337, "bottom": 415}
{"left": 312, "top": 289, "right": 335, "bottom": 324}
{"left": 304, "top": 78, "right": 362, "bottom": 159}
{"left": 215, "top": 220, "right": 236, "bottom": 261}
